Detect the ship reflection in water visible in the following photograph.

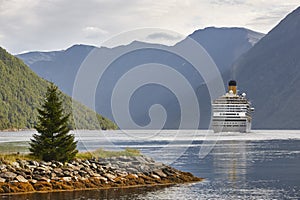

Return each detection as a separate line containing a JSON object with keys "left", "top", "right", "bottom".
{"left": 212, "top": 141, "right": 252, "bottom": 188}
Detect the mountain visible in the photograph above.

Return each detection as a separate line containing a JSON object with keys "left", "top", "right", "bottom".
{"left": 0, "top": 47, "right": 117, "bottom": 130}
{"left": 232, "top": 6, "right": 300, "bottom": 129}
{"left": 17, "top": 27, "right": 264, "bottom": 129}
{"left": 183, "top": 27, "right": 264, "bottom": 73}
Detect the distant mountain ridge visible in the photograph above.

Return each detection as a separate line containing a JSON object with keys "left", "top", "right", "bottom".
{"left": 17, "top": 27, "right": 264, "bottom": 129}
{"left": 232, "top": 6, "right": 300, "bottom": 129}
{"left": 0, "top": 46, "right": 117, "bottom": 130}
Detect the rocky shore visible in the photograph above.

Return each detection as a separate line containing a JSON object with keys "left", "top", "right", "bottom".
{"left": 0, "top": 155, "right": 203, "bottom": 194}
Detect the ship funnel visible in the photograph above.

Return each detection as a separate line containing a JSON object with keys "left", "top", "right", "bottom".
{"left": 228, "top": 80, "right": 237, "bottom": 94}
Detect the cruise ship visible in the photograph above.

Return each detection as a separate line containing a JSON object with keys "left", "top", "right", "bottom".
{"left": 212, "top": 80, "right": 254, "bottom": 133}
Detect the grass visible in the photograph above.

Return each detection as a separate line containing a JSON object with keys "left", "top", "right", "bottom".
{"left": 0, "top": 153, "right": 38, "bottom": 163}
{"left": 76, "top": 148, "right": 141, "bottom": 160}
{"left": 0, "top": 141, "right": 141, "bottom": 162}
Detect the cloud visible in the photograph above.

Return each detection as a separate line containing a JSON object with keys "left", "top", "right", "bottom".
{"left": 0, "top": 0, "right": 299, "bottom": 54}
{"left": 210, "top": 0, "right": 247, "bottom": 5}
{"left": 146, "top": 32, "right": 183, "bottom": 41}
{"left": 83, "top": 26, "right": 108, "bottom": 39}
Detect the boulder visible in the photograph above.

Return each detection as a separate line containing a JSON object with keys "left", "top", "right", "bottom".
{"left": 0, "top": 172, "right": 17, "bottom": 179}
{"left": 15, "top": 175, "right": 28, "bottom": 183}
{"left": 154, "top": 170, "right": 167, "bottom": 178}
{"left": 62, "top": 177, "right": 72, "bottom": 182}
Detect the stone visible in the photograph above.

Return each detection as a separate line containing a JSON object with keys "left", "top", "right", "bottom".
{"left": 37, "top": 166, "right": 48, "bottom": 171}
{"left": 0, "top": 164, "right": 6, "bottom": 170}
{"left": 30, "top": 160, "right": 39, "bottom": 166}
{"left": 84, "top": 160, "right": 90, "bottom": 165}
{"left": 0, "top": 177, "right": 6, "bottom": 182}
{"left": 11, "top": 162, "right": 20, "bottom": 168}
{"left": 98, "top": 176, "right": 108, "bottom": 183}
{"left": 63, "top": 170, "right": 72, "bottom": 176}
{"left": 0, "top": 172, "right": 17, "bottom": 179}
{"left": 67, "top": 163, "right": 75, "bottom": 168}
{"left": 1, "top": 185, "right": 10, "bottom": 193}
{"left": 6, "top": 166, "right": 16, "bottom": 172}
{"left": 130, "top": 174, "right": 139, "bottom": 179}
{"left": 126, "top": 167, "right": 139, "bottom": 174}
{"left": 91, "top": 163, "right": 97, "bottom": 169}
{"left": 15, "top": 175, "right": 28, "bottom": 183}
{"left": 62, "top": 177, "right": 72, "bottom": 182}
{"left": 151, "top": 174, "right": 161, "bottom": 179}
{"left": 103, "top": 173, "right": 116, "bottom": 181}
{"left": 154, "top": 170, "right": 167, "bottom": 178}
{"left": 53, "top": 168, "right": 63, "bottom": 174}
{"left": 92, "top": 173, "right": 101, "bottom": 177}
{"left": 32, "top": 174, "right": 44, "bottom": 181}
{"left": 26, "top": 165, "right": 37, "bottom": 170}
{"left": 30, "top": 179, "right": 37, "bottom": 184}
{"left": 72, "top": 176, "right": 78, "bottom": 181}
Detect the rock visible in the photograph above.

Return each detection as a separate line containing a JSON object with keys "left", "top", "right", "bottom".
{"left": 135, "top": 156, "right": 147, "bottom": 163}
{"left": 30, "top": 179, "right": 38, "bottom": 184}
{"left": 50, "top": 173, "right": 57, "bottom": 178}
{"left": 91, "top": 163, "right": 97, "bottom": 169}
{"left": 72, "top": 176, "right": 78, "bottom": 182}
{"left": 53, "top": 168, "right": 63, "bottom": 174}
{"left": 32, "top": 174, "right": 49, "bottom": 182}
{"left": 16, "top": 171, "right": 27, "bottom": 177}
{"left": 30, "top": 160, "right": 39, "bottom": 167}
{"left": 6, "top": 166, "right": 16, "bottom": 172}
{"left": 130, "top": 174, "right": 139, "bottom": 179}
{"left": 26, "top": 165, "right": 37, "bottom": 170}
{"left": 92, "top": 173, "right": 101, "bottom": 177}
{"left": 103, "top": 173, "right": 116, "bottom": 181}
{"left": 98, "top": 176, "right": 108, "bottom": 183}
{"left": 11, "top": 162, "right": 20, "bottom": 168}
{"left": 67, "top": 163, "right": 75, "bottom": 168}
{"left": 0, "top": 177, "right": 6, "bottom": 182}
{"left": 0, "top": 164, "right": 6, "bottom": 170}
{"left": 126, "top": 167, "right": 139, "bottom": 174}
{"left": 151, "top": 174, "right": 161, "bottom": 179}
{"left": 0, "top": 172, "right": 17, "bottom": 179}
{"left": 36, "top": 166, "right": 49, "bottom": 172}
{"left": 154, "top": 170, "right": 167, "bottom": 178}
{"left": 39, "top": 161, "right": 50, "bottom": 166}
{"left": 62, "top": 177, "right": 72, "bottom": 182}
{"left": 84, "top": 160, "right": 90, "bottom": 165}
{"left": 54, "top": 161, "right": 64, "bottom": 167}
{"left": 15, "top": 175, "right": 28, "bottom": 183}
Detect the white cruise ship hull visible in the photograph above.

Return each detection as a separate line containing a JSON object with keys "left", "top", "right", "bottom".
{"left": 212, "top": 119, "right": 251, "bottom": 133}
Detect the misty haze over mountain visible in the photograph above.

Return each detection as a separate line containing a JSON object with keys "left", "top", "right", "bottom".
{"left": 17, "top": 27, "right": 264, "bottom": 129}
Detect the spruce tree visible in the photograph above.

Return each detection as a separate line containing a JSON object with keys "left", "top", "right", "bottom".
{"left": 29, "top": 83, "right": 78, "bottom": 162}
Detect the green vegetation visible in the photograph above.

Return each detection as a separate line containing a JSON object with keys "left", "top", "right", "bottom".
{"left": 30, "top": 84, "right": 78, "bottom": 162}
{"left": 0, "top": 47, "right": 117, "bottom": 130}
{"left": 0, "top": 148, "right": 140, "bottom": 163}
{"left": 75, "top": 148, "right": 141, "bottom": 159}
{"left": 0, "top": 153, "right": 37, "bottom": 164}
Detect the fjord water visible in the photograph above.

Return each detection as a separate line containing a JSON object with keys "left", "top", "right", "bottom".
{"left": 1, "top": 130, "right": 300, "bottom": 199}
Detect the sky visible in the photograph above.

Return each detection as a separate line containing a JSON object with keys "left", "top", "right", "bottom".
{"left": 0, "top": 0, "right": 299, "bottom": 54}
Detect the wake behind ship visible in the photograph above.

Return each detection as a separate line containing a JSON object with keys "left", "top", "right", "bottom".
{"left": 212, "top": 80, "right": 254, "bottom": 133}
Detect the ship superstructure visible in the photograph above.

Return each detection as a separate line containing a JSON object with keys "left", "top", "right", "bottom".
{"left": 212, "top": 80, "right": 254, "bottom": 133}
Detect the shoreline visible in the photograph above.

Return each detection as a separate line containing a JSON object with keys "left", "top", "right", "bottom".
{"left": 0, "top": 155, "right": 203, "bottom": 194}
{"left": 0, "top": 181, "right": 199, "bottom": 196}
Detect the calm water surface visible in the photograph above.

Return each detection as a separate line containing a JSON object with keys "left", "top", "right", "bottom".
{"left": 0, "top": 130, "right": 299, "bottom": 199}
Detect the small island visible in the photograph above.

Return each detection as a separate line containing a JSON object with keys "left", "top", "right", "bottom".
{"left": 0, "top": 152, "right": 202, "bottom": 194}
{"left": 0, "top": 83, "right": 202, "bottom": 195}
